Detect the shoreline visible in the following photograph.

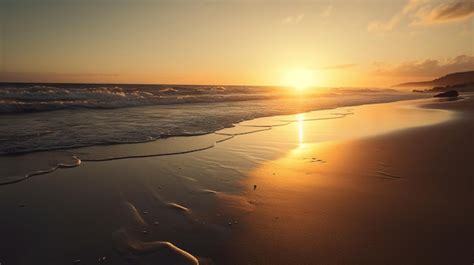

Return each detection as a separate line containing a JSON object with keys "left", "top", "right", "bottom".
{"left": 0, "top": 90, "right": 424, "bottom": 155}
{"left": 0, "top": 95, "right": 472, "bottom": 264}
{"left": 0, "top": 95, "right": 445, "bottom": 186}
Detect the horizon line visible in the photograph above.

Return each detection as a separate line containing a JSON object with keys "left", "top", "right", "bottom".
{"left": 0, "top": 80, "right": 394, "bottom": 89}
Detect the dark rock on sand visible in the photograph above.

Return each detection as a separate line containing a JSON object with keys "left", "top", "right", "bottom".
{"left": 434, "top": 90, "right": 459, "bottom": 98}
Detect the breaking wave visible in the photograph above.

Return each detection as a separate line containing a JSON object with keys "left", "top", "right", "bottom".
{"left": 0, "top": 84, "right": 278, "bottom": 113}
{"left": 0, "top": 83, "right": 425, "bottom": 156}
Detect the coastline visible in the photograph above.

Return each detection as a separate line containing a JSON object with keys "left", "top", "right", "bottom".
{"left": 0, "top": 90, "right": 423, "bottom": 156}
{"left": 0, "top": 95, "right": 443, "bottom": 185}
{"left": 0, "top": 95, "right": 472, "bottom": 264}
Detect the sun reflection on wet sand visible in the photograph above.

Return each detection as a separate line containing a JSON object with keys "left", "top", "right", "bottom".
{"left": 297, "top": 113, "right": 305, "bottom": 147}
{"left": 222, "top": 139, "right": 374, "bottom": 265}
{"left": 217, "top": 99, "right": 459, "bottom": 264}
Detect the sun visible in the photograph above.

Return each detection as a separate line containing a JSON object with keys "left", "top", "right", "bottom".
{"left": 283, "top": 68, "right": 316, "bottom": 90}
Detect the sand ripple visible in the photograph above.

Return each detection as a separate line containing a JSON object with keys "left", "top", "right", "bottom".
{"left": 124, "top": 201, "right": 148, "bottom": 227}
{"left": 114, "top": 229, "right": 199, "bottom": 265}
{"left": 375, "top": 170, "right": 401, "bottom": 179}
{"left": 166, "top": 202, "right": 191, "bottom": 213}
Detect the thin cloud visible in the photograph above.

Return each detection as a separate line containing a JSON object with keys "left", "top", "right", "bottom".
{"left": 367, "top": 0, "right": 474, "bottom": 32}
{"left": 367, "top": 13, "right": 403, "bottom": 32}
{"left": 412, "top": 0, "right": 474, "bottom": 25}
{"left": 367, "top": 0, "right": 424, "bottom": 32}
{"left": 320, "top": 64, "right": 357, "bottom": 70}
{"left": 374, "top": 55, "right": 474, "bottom": 77}
{"left": 281, "top": 14, "right": 304, "bottom": 25}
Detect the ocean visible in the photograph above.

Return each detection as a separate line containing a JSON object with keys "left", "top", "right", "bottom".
{"left": 0, "top": 83, "right": 422, "bottom": 155}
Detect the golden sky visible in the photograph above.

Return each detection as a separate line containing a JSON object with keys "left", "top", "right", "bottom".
{"left": 0, "top": 0, "right": 473, "bottom": 87}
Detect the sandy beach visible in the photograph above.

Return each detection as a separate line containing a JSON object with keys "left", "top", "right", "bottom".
{"left": 2, "top": 1, "right": 473, "bottom": 264}
{"left": 0, "top": 95, "right": 473, "bottom": 265}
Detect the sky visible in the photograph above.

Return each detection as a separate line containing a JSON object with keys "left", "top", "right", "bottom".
{"left": 0, "top": 0, "right": 473, "bottom": 87}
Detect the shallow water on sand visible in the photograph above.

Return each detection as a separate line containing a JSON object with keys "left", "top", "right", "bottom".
{"left": 0, "top": 98, "right": 456, "bottom": 264}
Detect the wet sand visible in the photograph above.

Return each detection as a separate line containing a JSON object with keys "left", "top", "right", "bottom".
{"left": 0, "top": 96, "right": 473, "bottom": 264}
{"left": 224, "top": 98, "right": 474, "bottom": 265}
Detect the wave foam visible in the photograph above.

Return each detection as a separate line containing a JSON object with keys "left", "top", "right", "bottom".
{"left": 0, "top": 84, "right": 424, "bottom": 158}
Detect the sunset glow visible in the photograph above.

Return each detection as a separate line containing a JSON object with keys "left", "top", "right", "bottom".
{"left": 1, "top": 1, "right": 473, "bottom": 264}
{"left": 283, "top": 68, "right": 317, "bottom": 90}
{"left": 1, "top": 1, "right": 472, "bottom": 87}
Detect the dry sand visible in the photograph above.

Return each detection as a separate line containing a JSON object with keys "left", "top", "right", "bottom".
{"left": 223, "top": 97, "right": 474, "bottom": 265}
